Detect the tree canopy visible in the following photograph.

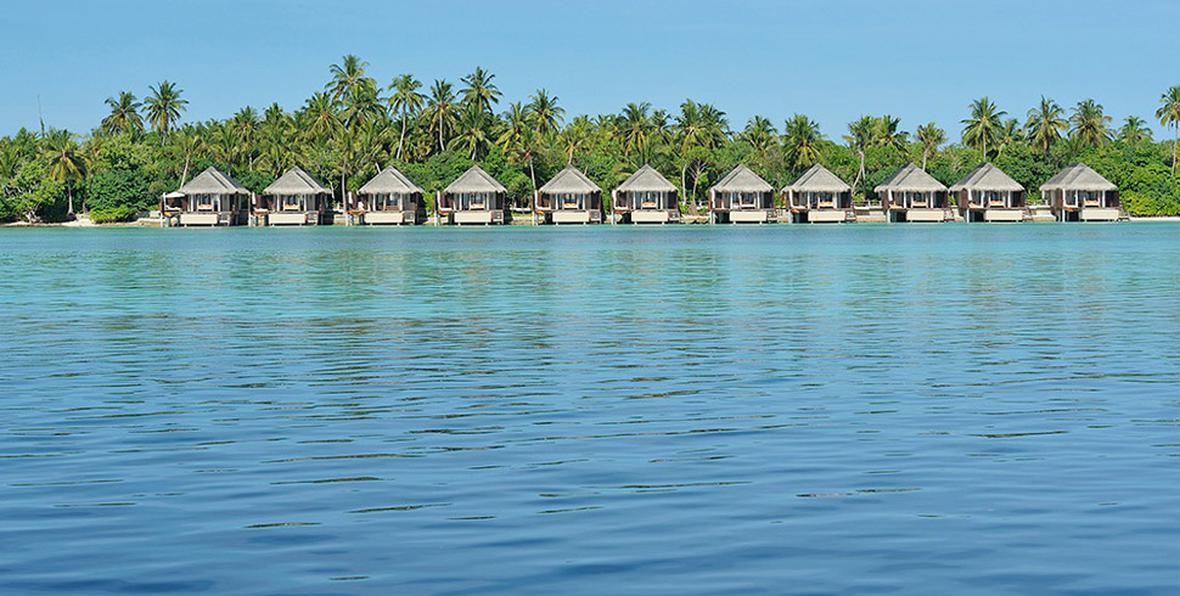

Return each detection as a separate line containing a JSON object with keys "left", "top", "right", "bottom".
{"left": 1, "top": 57, "right": 1178, "bottom": 223}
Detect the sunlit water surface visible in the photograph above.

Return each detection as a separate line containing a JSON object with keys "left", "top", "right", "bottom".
{"left": 1, "top": 225, "right": 1178, "bottom": 593}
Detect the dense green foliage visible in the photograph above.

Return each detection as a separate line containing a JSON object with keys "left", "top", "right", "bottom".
{"left": 2, "top": 57, "right": 1179, "bottom": 222}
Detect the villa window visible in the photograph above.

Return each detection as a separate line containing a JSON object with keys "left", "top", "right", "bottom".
{"left": 376, "top": 194, "right": 401, "bottom": 210}
{"left": 196, "top": 195, "right": 214, "bottom": 211}
{"left": 461, "top": 193, "right": 487, "bottom": 210}
{"left": 283, "top": 195, "right": 303, "bottom": 211}
{"left": 560, "top": 193, "right": 582, "bottom": 209}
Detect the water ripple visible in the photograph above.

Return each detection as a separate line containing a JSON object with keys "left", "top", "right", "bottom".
{"left": 0, "top": 225, "right": 1178, "bottom": 593}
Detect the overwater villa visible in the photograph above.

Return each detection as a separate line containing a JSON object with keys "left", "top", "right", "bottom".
{"left": 1040, "top": 164, "right": 1121, "bottom": 222}
{"left": 875, "top": 163, "right": 950, "bottom": 222}
{"left": 258, "top": 167, "right": 333, "bottom": 226}
{"left": 536, "top": 166, "right": 602, "bottom": 224}
{"left": 950, "top": 163, "right": 1027, "bottom": 223}
{"left": 355, "top": 166, "right": 424, "bottom": 225}
{"left": 783, "top": 164, "right": 854, "bottom": 223}
{"left": 612, "top": 165, "right": 680, "bottom": 224}
{"left": 164, "top": 167, "right": 251, "bottom": 226}
{"left": 437, "top": 165, "right": 508, "bottom": 225}
{"left": 709, "top": 164, "right": 775, "bottom": 223}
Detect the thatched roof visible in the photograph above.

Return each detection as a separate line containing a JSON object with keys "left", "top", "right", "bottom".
{"left": 711, "top": 164, "right": 773, "bottom": 193}
{"left": 264, "top": 167, "right": 332, "bottom": 195}
{"left": 784, "top": 164, "right": 851, "bottom": 193}
{"left": 874, "top": 163, "right": 947, "bottom": 193}
{"left": 358, "top": 166, "right": 423, "bottom": 195}
{"left": 949, "top": 163, "right": 1025, "bottom": 192}
{"left": 616, "top": 164, "right": 677, "bottom": 193}
{"left": 178, "top": 167, "right": 250, "bottom": 195}
{"left": 1038, "top": 163, "right": 1117, "bottom": 192}
{"left": 540, "top": 166, "right": 601, "bottom": 194}
{"left": 444, "top": 165, "right": 507, "bottom": 194}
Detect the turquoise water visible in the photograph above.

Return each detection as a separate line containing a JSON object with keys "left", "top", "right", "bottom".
{"left": 1, "top": 224, "right": 1178, "bottom": 593}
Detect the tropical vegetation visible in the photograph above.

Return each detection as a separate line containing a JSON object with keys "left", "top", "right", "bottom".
{"left": 2, "top": 56, "right": 1180, "bottom": 222}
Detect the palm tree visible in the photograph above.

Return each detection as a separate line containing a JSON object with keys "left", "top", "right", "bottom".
{"left": 388, "top": 74, "right": 425, "bottom": 160}
{"left": 742, "top": 116, "right": 777, "bottom": 154}
{"left": 101, "top": 91, "right": 143, "bottom": 136}
{"left": 302, "top": 92, "right": 339, "bottom": 142}
{"left": 427, "top": 80, "right": 458, "bottom": 153}
{"left": 207, "top": 121, "right": 244, "bottom": 174}
{"left": 173, "top": 127, "right": 204, "bottom": 186}
{"left": 527, "top": 89, "right": 564, "bottom": 137}
{"left": 621, "top": 102, "right": 652, "bottom": 160}
{"left": 1155, "top": 86, "right": 1180, "bottom": 174}
{"left": 1025, "top": 96, "right": 1067, "bottom": 155}
{"left": 450, "top": 103, "right": 492, "bottom": 160}
{"left": 144, "top": 80, "right": 188, "bottom": 140}
{"left": 698, "top": 104, "right": 729, "bottom": 149}
{"left": 1069, "top": 99, "right": 1111, "bottom": 148}
{"left": 875, "top": 115, "right": 908, "bottom": 152}
{"left": 675, "top": 100, "right": 705, "bottom": 195}
{"left": 915, "top": 122, "right": 945, "bottom": 169}
{"left": 41, "top": 129, "right": 87, "bottom": 216}
{"left": 340, "top": 78, "right": 384, "bottom": 131}
{"left": 326, "top": 54, "right": 370, "bottom": 101}
{"left": 559, "top": 115, "right": 592, "bottom": 165}
{"left": 996, "top": 118, "right": 1022, "bottom": 156}
{"left": 843, "top": 115, "right": 875, "bottom": 192}
{"left": 257, "top": 106, "right": 295, "bottom": 178}
{"left": 961, "top": 97, "right": 1006, "bottom": 159}
{"left": 783, "top": 114, "right": 823, "bottom": 171}
{"left": 498, "top": 101, "right": 539, "bottom": 214}
{"left": 460, "top": 67, "right": 502, "bottom": 114}
{"left": 1118, "top": 116, "right": 1153, "bottom": 145}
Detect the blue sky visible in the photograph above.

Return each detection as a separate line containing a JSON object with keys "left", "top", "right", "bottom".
{"left": 1, "top": 0, "right": 1176, "bottom": 139}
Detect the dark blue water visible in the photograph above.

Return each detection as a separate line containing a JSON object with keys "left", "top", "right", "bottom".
{"left": 1, "top": 225, "right": 1178, "bottom": 594}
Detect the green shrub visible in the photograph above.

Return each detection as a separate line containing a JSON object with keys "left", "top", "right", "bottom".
{"left": 88, "top": 204, "right": 139, "bottom": 223}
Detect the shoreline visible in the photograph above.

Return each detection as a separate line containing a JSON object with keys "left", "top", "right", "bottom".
{"left": 7, "top": 215, "right": 1180, "bottom": 228}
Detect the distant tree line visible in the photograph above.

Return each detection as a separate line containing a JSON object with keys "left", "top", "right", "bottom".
{"left": 3, "top": 55, "right": 1180, "bottom": 222}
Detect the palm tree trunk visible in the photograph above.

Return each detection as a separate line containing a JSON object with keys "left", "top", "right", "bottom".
{"left": 67, "top": 187, "right": 74, "bottom": 216}
{"left": 397, "top": 117, "right": 407, "bottom": 160}
{"left": 922, "top": 148, "right": 929, "bottom": 170}
{"left": 680, "top": 165, "right": 688, "bottom": 210}
{"left": 528, "top": 158, "right": 538, "bottom": 225}
{"left": 852, "top": 151, "right": 866, "bottom": 201}
{"left": 181, "top": 155, "right": 192, "bottom": 187}
{"left": 1173, "top": 126, "right": 1177, "bottom": 175}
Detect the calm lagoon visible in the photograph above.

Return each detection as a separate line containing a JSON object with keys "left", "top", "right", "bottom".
{"left": 1, "top": 224, "right": 1178, "bottom": 593}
